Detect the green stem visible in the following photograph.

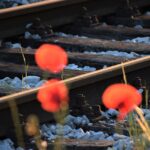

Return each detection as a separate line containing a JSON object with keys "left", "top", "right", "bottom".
{"left": 8, "top": 100, "right": 24, "bottom": 147}
{"left": 54, "top": 104, "right": 68, "bottom": 150}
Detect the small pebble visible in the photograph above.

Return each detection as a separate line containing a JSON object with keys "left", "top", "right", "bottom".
{"left": 125, "top": 37, "right": 150, "bottom": 44}
{"left": 134, "top": 25, "right": 143, "bottom": 29}
{"left": 107, "top": 136, "right": 114, "bottom": 141}
{"left": 113, "top": 133, "right": 128, "bottom": 140}
{"left": 0, "top": 76, "right": 44, "bottom": 90}
{"left": 84, "top": 50, "right": 140, "bottom": 59}
{"left": 10, "top": 77, "right": 22, "bottom": 89}
{"left": 0, "top": 139, "right": 15, "bottom": 150}
{"left": 23, "top": 76, "right": 40, "bottom": 84}
{"left": 24, "top": 31, "right": 41, "bottom": 40}
{"left": 101, "top": 22, "right": 107, "bottom": 27}
{"left": 145, "top": 114, "right": 150, "bottom": 120}
{"left": 106, "top": 109, "right": 119, "bottom": 117}
{"left": 55, "top": 32, "right": 87, "bottom": 39}
{"left": 40, "top": 115, "right": 135, "bottom": 150}
{"left": 65, "top": 64, "right": 96, "bottom": 71}
{"left": 145, "top": 11, "right": 150, "bottom": 16}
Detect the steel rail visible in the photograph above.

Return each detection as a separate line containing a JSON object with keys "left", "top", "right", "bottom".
{"left": 0, "top": 56, "right": 149, "bottom": 108}
{"left": 0, "top": 0, "right": 150, "bottom": 39}
{"left": 0, "top": 0, "right": 87, "bottom": 18}
{"left": 0, "top": 0, "right": 122, "bottom": 38}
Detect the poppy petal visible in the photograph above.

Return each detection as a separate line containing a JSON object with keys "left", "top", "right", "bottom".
{"left": 35, "top": 44, "right": 68, "bottom": 73}
{"left": 37, "top": 79, "right": 69, "bottom": 113}
{"left": 102, "top": 83, "right": 142, "bottom": 120}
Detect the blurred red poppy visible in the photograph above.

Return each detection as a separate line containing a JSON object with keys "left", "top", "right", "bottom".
{"left": 35, "top": 44, "right": 68, "bottom": 73}
{"left": 37, "top": 79, "right": 69, "bottom": 112}
{"left": 102, "top": 83, "right": 142, "bottom": 120}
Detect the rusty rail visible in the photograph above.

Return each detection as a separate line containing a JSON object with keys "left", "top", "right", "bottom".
{"left": 0, "top": 0, "right": 150, "bottom": 39}
{"left": 0, "top": 56, "right": 149, "bottom": 108}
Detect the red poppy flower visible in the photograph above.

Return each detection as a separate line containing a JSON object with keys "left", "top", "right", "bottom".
{"left": 102, "top": 83, "right": 142, "bottom": 120}
{"left": 37, "top": 79, "right": 69, "bottom": 112}
{"left": 35, "top": 44, "right": 68, "bottom": 73}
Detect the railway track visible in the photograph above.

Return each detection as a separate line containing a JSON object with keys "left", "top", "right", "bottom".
{"left": 0, "top": 56, "right": 149, "bottom": 149}
{"left": 0, "top": 0, "right": 150, "bottom": 39}
{"left": 0, "top": 0, "right": 150, "bottom": 149}
{"left": 0, "top": 0, "right": 125, "bottom": 39}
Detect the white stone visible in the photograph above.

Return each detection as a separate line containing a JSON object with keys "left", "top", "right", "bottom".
{"left": 64, "top": 115, "right": 76, "bottom": 128}
{"left": 106, "top": 136, "right": 114, "bottom": 141}
{"left": 105, "top": 133, "right": 109, "bottom": 138}
{"left": 12, "top": 43, "right": 22, "bottom": 49}
{"left": 67, "top": 130, "right": 77, "bottom": 138}
{"left": 90, "top": 131, "right": 105, "bottom": 140}
{"left": 80, "top": 131, "right": 91, "bottom": 140}
{"left": 0, "top": 80, "right": 9, "bottom": 87}
{"left": 47, "top": 134, "right": 56, "bottom": 141}
{"left": 138, "top": 88, "right": 144, "bottom": 94}
{"left": 22, "top": 84, "right": 31, "bottom": 89}
{"left": 49, "top": 124, "right": 56, "bottom": 135}
{"left": 32, "top": 34, "right": 41, "bottom": 40}
{"left": 142, "top": 109, "right": 150, "bottom": 116}
{"left": 113, "top": 133, "right": 127, "bottom": 140}
{"left": 0, "top": 139, "right": 14, "bottom": 150}
{"left": 88, "top": 123, "right": 93, "bottom": 126}
{"left": 20, "top": 0, "right": 29, "bottom": 4}
{"left": 24, "top": 32, "right": 32, "bottom": 39}
{"left": 55, "top": 32, "right": 87, "bottom": 39}
{"left": 10, "top": 77, "right": 22, "bottom": 89}
{"left": 12, "top": 3, "right": 18, "bottom": 7}
{"left": 145, "top": 11, "right": 150, "bottom": 16}
{"left": 74, "top": 128, "right": 85, "bottom": 139}
{"left": 125, "top": 37, "right": 150, "bottom": 44}
{"left": 114, "top": 139, "right": 133, "bottom": 150}
{"left": 22, "top": 76, "right": 40, "bottom": 84}
{"left": 16, "top": 147, "right": 24, "bottom": 150}
{"left": 145, "top": 114, "right": 150, "bottom": 120}
{"left": 101, "top": 22, "right": 107, "bottom": 27}
{"left": 134, "top": 25, "right": 143, "bottom": 29}
{"left": 83, "top": 66, "right": 96, "bottom": 71}
{"left": 24, "top": 31, "right": 41, "bottom": 40}
{"left": 106, "top": 109, "right": 118, "bottom": 117}
{"left": 84, "top": 50, "right": 140, "bottom": 59}
{"left": 63, "top": 125, "right": 72, "bottom": 135}
{"left": 41, "top": 124, "right": 49, "bottom": 132}
{"left": 26, "top": 23, "right": 33, "bottom": 29}
{"left": 107, "top": 148, "right": 114, "bottom": 150}
{"left": 35, "top": 80, "right": 46, "bottom": 87}
{"left": 74, "top": 116, "right": 82, "bottom": 125}
{"left": 82, "top": 115, "right": 90, "bottom": 124}
{"left": 2, "top": 77, "right": 12, "bottom": 84}
{"left": 41, "top": 124, "right": 56, "bottom": 140}
{"left": 65, "top": 64, "right": 96, "bottom": 71}
{"left": 100, "top": 111, "right": 110, "bottom": 119}
{"left": 103, "top": 65, "right": 107, "bottom": 69}
{"left": 64, "top": 115, "right": 75, "bottom": 124}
